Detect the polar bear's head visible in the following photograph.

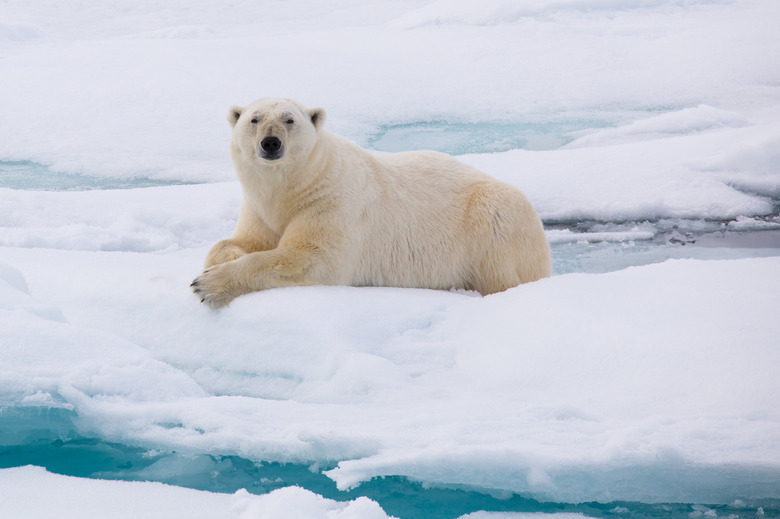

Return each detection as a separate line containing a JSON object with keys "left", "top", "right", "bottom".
{"left": 228, "top": 98, "right": 326, "bottom": 165}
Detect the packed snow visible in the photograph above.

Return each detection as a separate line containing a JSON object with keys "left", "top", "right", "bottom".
{"left": 0, "top": 466, "right": 394, "bottom": 519}
{"left": 1, "top": 0, "right": 780, "bottom": 518}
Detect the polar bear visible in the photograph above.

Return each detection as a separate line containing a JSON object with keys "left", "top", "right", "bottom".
{"left": 192, "top": 98, "right": 550, "bottom": 308}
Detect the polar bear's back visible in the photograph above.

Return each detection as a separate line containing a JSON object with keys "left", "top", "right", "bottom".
{"left": 352, "top": 149, "right": 550, "bottom": 293}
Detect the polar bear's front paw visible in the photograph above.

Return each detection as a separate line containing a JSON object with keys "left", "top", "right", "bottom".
{"left": 191, "top": 263, "right": 241, "bottom": 309}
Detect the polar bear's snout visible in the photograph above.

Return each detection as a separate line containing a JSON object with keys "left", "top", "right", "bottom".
{"left": 259, "top": 136, "right": 283, "bottom": 160}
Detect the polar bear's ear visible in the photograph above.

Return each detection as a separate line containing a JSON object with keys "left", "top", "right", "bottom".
{"left": 309, "top": 107, "right": 326, "bottom": 130}
{"left": 228, "top": 106, "right": 243, "bottom": 128}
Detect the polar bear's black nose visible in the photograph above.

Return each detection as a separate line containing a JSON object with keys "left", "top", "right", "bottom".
{"left": 261, "top": 136, "right": 282, "bottom": 154}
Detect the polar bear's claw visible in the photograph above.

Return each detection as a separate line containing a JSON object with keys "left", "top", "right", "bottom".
{"left": 190, "top": 265, "right": 240, "bottom": 309}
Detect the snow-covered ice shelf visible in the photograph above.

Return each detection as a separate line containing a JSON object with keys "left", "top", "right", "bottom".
{"left": 2, "top": 0, "right": 780, "bottom": 518}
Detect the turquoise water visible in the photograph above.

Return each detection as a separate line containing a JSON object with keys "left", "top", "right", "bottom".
{"left": 550, "top": 227, "right": 780, "bottom": 275}
{"left": 1, "top": 407, "right": 778, "bottom": 519}
{"left": 0, "top": 160, "right": 192, "bottom": 191}
{"left": 365, "top": 118, "right": 611, "bottom": 154}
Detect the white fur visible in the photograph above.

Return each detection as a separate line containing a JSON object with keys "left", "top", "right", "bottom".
{"left": 192, "top": 98, "right": 551, "bottom": 308}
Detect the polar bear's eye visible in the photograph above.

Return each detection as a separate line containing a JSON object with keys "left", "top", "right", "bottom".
{"left": 250, "top": 118, "right": 259, "bottom": 124}
{"left": 286, "top": 118, "right": 295, "bottom": 125}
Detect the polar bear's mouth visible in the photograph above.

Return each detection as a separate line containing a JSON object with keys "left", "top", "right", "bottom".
{"left": 259, "top": 136, "right": 284, "bottom": 161}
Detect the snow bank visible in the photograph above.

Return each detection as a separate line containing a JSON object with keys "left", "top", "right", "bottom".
{"left": 0, "top": 183, "right": 239, "bottom": 252}
{"left": 0, "top": 466, "right": 394, "bottom": 519}
{"left": 466, "top": 120, "right": 778, "bottom": 223}
{"left": 2, "top": 245, "right": 779, "bottom": 504}
{"left": 562, "top": 105, "right": 749, "bottom": 149}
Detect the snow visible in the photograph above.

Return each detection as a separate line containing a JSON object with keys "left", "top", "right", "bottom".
{"left": 0, "top": 466, "right": 394, "bottom": 519}
{"left": 2, "top": 0, "right": 779, "bottom": 181}
{"left": 2, "top": 249, "right": 780, "bottom": 506}
{"left": 2, "top": 0, "right": 780, "bottom": 517}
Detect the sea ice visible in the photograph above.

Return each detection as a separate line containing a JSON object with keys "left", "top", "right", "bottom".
{"left": 1, "top": 0, "right": 779, "bottom": 516}
{"left": 0, "top": 466, "right": 395, "bottom": 519}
